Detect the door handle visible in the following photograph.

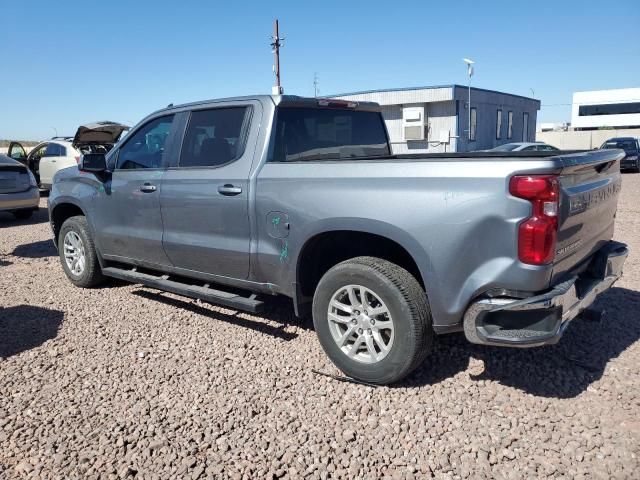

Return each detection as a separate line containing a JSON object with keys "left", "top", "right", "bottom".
{"left": 217, "top": 184, "right": 242, "bottom": 196}
{"left": 139, "top": 183, "right": 157, "bottom": 193}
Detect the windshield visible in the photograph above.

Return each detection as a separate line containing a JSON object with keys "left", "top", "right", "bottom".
{"left": 271, "top": 107, "right": 390, "bottom": 162}
{"left": 601, "top": 140, "right": 637, "bottom": 151}
{"left": 490, "top": 143, "right": 521, "bottom": 152}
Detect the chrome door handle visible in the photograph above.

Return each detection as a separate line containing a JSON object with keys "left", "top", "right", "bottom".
{"left": 139, "top": 183, "right": 157, "bottom": 193}
{"left": 217, "top": 184, "right": 242, "bottom": 196}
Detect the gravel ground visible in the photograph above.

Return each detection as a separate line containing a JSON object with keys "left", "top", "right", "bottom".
{"left": 1, "top": 177, "right": 639, "bottom": 480}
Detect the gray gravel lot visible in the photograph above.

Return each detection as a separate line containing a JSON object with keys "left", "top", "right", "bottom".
{"left": 1, "top": 176, "right": 639, "bottom": 480}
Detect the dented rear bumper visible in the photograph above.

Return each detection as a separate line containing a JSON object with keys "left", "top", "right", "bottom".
{"left": 463, "top": 241, "right": 629, "bottom": 347}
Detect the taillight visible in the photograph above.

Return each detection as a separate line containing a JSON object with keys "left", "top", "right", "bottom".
{"left": 509, "top": 175, "right": 559, "bottom": 265}
{"left": 75, "top": 156, "right": 81, "bottom": 164}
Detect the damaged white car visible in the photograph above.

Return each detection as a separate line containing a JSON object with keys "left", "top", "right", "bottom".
{"left": 8, "top": 121, "right": 129, "bottom": 191}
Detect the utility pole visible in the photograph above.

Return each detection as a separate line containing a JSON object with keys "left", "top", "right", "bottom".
{"left": 313, "top": 72, "right": 319, "bottom": 97}
{"left": 270, "top": 19, "right": 284, "bottom": 95}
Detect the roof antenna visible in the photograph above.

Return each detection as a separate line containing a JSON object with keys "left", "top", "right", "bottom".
{"left": 167, "top": 103, "right": 174, "bottom": 108}
{"left": 270, "top": 19, "right": 284, "bottom": 95}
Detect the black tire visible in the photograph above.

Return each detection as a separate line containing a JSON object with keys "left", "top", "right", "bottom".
{"left": 13, "top": 209, "right": 34, "bottom": 220}
{"left": 312, "top": 256, "right": 433, "bottom": 385}
{"left": 58, "top": 215, "right": 105, "bottom": 288}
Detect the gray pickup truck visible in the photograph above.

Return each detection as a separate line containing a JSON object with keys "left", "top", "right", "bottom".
{"left": 48, "top": 95, "right": 629, "bottom": 384}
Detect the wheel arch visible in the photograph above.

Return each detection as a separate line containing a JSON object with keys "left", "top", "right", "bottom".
{"left": 293, "top": 219, "right": 434, "bottom": 316}
{"left": 50, "top": 201, "right": 87, "bottom": 246}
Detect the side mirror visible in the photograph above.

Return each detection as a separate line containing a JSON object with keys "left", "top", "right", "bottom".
{"left": 80, "top": 153, "right": 107, "bottom": 173}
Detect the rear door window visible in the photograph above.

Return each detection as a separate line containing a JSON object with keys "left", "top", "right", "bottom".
{"left": 44, "top": 143, "right": 63, "bottom": 156}
{"left": 116, "top": 115, "right": 174, "bottom": 170}
{"left": 271, "top": 107, "right": 390, "bottom": 162}
{"left": 179, "top": 107, "right": 250, "bottom": 168}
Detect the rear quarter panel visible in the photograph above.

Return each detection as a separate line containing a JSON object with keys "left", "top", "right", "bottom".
{"left": 255, "top": 158, "right": 560, "bottom": 328}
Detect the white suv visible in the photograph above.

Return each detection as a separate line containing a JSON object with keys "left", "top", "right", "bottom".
{"left": 8, "top": 122, "right": 129, "bottom": 191}
{"left": 8, "top": 139, "right": 80, "bottom": 190}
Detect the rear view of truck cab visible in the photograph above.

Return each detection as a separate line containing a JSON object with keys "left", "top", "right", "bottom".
{"left": 463, "top": 150, "right": 628, "bottom": 347}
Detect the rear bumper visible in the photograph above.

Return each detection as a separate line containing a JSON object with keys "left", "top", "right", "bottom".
{"left": 463, "top": 241, "right": 629, "bottom": 347}
{"left": 0, "top": 187, "right": 40, "bottom": 212}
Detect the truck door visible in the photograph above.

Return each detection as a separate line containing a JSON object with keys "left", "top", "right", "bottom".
{"left": 92, "top": 114, "right": 176, "bottom": 267}
{"left": 160, "top": 102, "right": 261, "bottom": 280}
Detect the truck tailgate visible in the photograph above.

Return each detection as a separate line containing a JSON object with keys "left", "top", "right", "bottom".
{"left": 552, "top": 149, "right": 625, "bottom": 281}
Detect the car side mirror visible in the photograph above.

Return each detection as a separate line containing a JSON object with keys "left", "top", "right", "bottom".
{"left": 80, "top": 153, "right": 107, "bottom": 173}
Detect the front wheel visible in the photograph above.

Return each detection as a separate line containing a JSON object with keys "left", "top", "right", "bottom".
{"left": 312, "top": 256, "right": 433, "bottom": 385}
{"left": 58, "top": 216, "right": 105, "bottom": 288}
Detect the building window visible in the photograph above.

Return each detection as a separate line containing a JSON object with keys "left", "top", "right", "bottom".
{"left": 496, "top": 109, "right": 502, "bottom": 139}
{"left": 469, "top": 107, "right": 477, "bottom": 141}
{"left": 522, "top": 112, "right": 529, "bottom": 141}
{"left": 579, "top": 102, "right": 640, "bottom": 116}
{"left": 507, "top": 111, "right": 513, "bottom": 139}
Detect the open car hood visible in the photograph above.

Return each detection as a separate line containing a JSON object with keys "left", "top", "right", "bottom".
{"left": 73, "top": 121, "right": 130, "bottom": 147}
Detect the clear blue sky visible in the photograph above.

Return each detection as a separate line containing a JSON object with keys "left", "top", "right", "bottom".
{"left": 2, "top": 0, "right": 638, "bottom": 140}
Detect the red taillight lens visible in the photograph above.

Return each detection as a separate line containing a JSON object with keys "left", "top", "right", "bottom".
{"left": 75, "top": 156, "right": 81, "bottom": 164}
{"left": 509, "top": 175, "right": 559, "bottom": 265}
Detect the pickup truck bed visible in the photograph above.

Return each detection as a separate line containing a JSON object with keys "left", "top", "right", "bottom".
{"left": 48, "top": 94, "right": 629, "bottom": 384}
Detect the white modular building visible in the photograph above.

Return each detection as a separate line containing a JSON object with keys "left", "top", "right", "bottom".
{"left": 331, "top": 85, "right": 540, "bottom": 153}
{"left": 571, "top": 88, "right": 640, "bottom": 131}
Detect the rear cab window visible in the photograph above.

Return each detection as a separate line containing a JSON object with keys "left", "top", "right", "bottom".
{"left": 270, "top": 107, "right": 390, "bottom": 162}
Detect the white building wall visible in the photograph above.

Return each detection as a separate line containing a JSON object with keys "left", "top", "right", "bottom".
{"left": 376, "top": 102, "right": 457, "bottom": 154}
{"left": 537, "top": 128, "right": 640, "bottom": 150}
{"left": 571, "top": 88, "right": 640, "bottom": 130}
{"left": 332, "top": 87, "right": 453, "bottom": 106}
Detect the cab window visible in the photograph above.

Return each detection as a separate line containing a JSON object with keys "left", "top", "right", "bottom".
{"left": 179, "top": 107, "right": 249, "bottom": 168}
{"left": 116, "top": 115, "right": 174, "bottom": 170}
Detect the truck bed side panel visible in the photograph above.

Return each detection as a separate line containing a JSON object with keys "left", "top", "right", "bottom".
{"left": 254, "top": 158, "right": 559, "bottom": 327}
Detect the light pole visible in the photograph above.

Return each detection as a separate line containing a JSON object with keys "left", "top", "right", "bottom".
{"left": 463, "top": 58, "right": 475, "bottom": 142}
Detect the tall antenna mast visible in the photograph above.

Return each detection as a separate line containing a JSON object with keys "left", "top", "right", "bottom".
{"left": 313, "top": 72, "right": 319, "bottom": 97}
{"left": 270, "top": 19, "right": 284, "bottom": 95}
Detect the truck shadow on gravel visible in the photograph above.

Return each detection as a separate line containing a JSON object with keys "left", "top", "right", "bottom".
{"left": 11, "top": 239, "right": 57, "bottom": 258}
{"left": 403, "top": 287, "right": 640, "bottom": 398}
{"left": 0, "top": 206, "right": 49, "bottom": 227}
{"left": 132, "top": 289, "right": 308, "bottom": 341}
{"left": 0, "top": 305, "right": 64, "bottom": 359}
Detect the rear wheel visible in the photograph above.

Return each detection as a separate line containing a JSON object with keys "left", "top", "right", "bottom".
{"left": 58, "top": 216, "right": 105, "bottom": 287}
{"left": 312, "top": 256, "right": 433, "bottom": 385}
